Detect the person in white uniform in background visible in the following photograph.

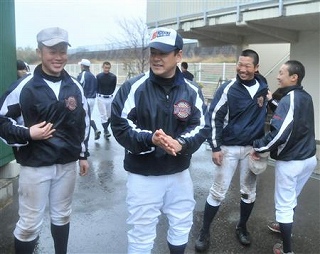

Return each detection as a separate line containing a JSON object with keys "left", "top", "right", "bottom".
{"left": 77, "top": 58, "right": 101, "bottom": 140}
{"left": 96, "top": 61, "right": 117, "bottom": 139}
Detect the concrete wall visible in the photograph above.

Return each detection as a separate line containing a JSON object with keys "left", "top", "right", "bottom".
{"left": 290, "top": 31, "right": 320, "bottom": 143}
{"left": 147, "top": 0, "right": 258, "bottom": 27}
{"left": 248, "top": 43, "right": 290, "bottom": 86}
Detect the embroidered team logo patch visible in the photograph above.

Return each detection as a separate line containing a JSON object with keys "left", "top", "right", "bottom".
{"left": 257, "top": 96, "right": 264, "bottom": 107}
{"left": 174, "top": 100, "right": 191, "bottom": 120}
{"left": 65, "top": 96, "right": 77, "bottom": 111}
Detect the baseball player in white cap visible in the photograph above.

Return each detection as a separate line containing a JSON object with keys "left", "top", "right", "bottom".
{"left": 77, "top": 58, "right": 101, "bottom": 140}
{"left": 111, "top": 27, "right": 210, "bottom": 254}
{"left": 0, "top": 27, "right": 90, "bottom": 254}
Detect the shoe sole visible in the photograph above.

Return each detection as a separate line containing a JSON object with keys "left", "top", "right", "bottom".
{"left": 267, "top": 226, "right": 292, "bottom": 236}
{"left": 267, "top": 225, "right": 281, "bottom": 233}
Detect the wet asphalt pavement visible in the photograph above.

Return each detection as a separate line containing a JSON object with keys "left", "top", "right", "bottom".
{"left": 0, "top": 110, "right": 319, "bottom": 254}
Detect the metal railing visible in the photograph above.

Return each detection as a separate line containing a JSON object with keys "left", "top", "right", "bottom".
{"left": 29, "top": 62, "right": 236, "bottom": 98}
{"left": 147, "top": 0, "right": 314, "bottom": 28}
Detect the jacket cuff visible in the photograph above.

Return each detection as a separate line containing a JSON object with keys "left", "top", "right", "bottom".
{"left": 212, "top": 147, "right": 221, "bottom": 152}
{"left": 146, "top": 133, "right": 154, "bottom": 146}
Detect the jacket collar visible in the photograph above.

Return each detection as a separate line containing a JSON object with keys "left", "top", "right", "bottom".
{"left": 149, "top": 67, "right": 185, "bottom": 87}
{"left": 33, "top": 64, "right": 72, "bottom": 87}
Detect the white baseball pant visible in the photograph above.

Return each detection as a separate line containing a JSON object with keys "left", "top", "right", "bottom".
{"left": 14, "top": 161, "right": 77, "bottom": 242}
{"left": 87, "top": 97, "right": 96, "bottom": 116}
{"left": 274, "top": 155, "right": 317, "bottom": 223}
{"left": 97, "top": 96, "right": 113, "bottom": 124}
{"left": 207, "top": 145, "right": 257, "bottom": 206}
{"left": 126, "top": 170, "right": 196, "bottom": 254}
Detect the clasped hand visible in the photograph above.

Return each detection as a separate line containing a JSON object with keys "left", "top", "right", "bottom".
{"left": 152, "top": 129, "right": 182, "bottom": 156}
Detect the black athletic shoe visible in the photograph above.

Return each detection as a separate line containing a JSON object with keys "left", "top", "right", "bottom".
{"left": 94, "top": 130, "right": 101, "bottom": 140}
{"left": 236, "top": 226, "right": 251, "bottom": 246}
{"left": 195, "top": 229, "right": 210, "bottom": 252}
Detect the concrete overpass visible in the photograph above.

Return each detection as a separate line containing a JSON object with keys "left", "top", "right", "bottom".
{"left": 147, "top": 0, "right": 320, "bottom": 154}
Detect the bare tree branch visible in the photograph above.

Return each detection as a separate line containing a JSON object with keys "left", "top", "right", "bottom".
{"left": 106, "top": 17, "right": 149, "bottom": 78}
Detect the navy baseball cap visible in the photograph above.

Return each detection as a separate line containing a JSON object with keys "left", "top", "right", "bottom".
{"left": 149, "top": 27, "right": 183, "bottom": 53}
{"left": 37, "top": 27, "right": 71, "bottom": 47}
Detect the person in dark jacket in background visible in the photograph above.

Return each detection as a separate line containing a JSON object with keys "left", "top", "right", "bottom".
{"left": 17, "top": 59, "right": 30, "bottom": 79}
{"left": 111, "top": 27, "right": 209, "bottom": 254}
{"left": 77, "top": 58, "right": 101, "bottom": 140}
{"left": 181, "top": 61, "right": 194, "bottom": 81}
{"left": 96, "top": 61, "right": 117, "bottom": 139}
{"left": 252, "top": 60, "right": 317, "bottom": 254}
{"left": 195, "top": 49, "right": 269, "bottom": 252}
{"left": 0, "top": 27, "right": 90, "bottom": 254}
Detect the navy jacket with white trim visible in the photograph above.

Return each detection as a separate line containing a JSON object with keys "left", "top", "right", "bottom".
{"left": 0, "top": 64, "right": 90, "bottom": 167}
{"left": 253, "top": 85, "right": 316, "bottom": 161}
{"left": 207, "top": 74, "right": 269, "bottom": 151}
{"left": 111, "top": 67, "right": 210, "bottom": 176}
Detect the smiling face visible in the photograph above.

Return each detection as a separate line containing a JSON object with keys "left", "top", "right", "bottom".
{"left": 277, "top": 63, "right": 298, "bottom": 88}
{"left": 236, "top": 56, "right": 259, "bottom": 81}
{"left": 37, "top": 43, "right": 68, "bottom": 76}
{"left": 149, "top": 48, "right": 182, "bottom": 78}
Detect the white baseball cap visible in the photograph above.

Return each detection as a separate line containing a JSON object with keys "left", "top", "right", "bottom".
{"left": 149, "top": 27, "right": 183, "bottom": 53}
{"left": 249, "top": 152, "right": 269, "bottom": 175}
{"left": 78, "top": 59, "right": 91, "bottom": 67}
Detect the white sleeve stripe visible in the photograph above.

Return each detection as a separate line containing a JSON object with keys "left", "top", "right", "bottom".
{"left": 0, "top": 75, "right": 32, "bottom": 116}
{"left": 182, "top": 81, "right": 207, "bottom": 138}
{"left": 211, "top": 79, "right": 234, "bottom": 148}
{"left": 122, "top": 72, "right": 151, "bottom": 136}
{"left": 255, "top": 92, "right": 294, "bottom": 153}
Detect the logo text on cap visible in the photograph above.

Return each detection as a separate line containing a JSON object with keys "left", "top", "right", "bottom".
{"left": 152, "top": 31, "right": 171, "bottom": 39}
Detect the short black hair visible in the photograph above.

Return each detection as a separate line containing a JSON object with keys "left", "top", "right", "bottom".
{"left": 285, "top": 60, "right": 305, "bottom": 85}
{"left": 17, "top": 60, "right": 27, "bottom": 70}
{"left": 241, "top": 49, "right": 259, "bottom": 66}
{"left": 103, "top": 61, "right": 111, "bottom": 66}
{"left": 181, "top": 62, "right": 188, "bottom": 69}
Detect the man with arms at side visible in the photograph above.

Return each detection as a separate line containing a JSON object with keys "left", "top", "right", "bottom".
{"left": 0, "top": 27, "right": 90, "bottom": 254}
{"left": 195, "top": 49, "right": 269, "bottom": 252}
{"left": 252, "top": 60, "right": 317, "bottom": 254}
{"left": 111, "top": 27, "right": 209, "bottom": 254}
{"left": 96, "top": 61, "right": 117, "bottom": 139}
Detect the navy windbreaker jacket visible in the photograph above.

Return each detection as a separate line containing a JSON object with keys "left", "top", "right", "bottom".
{"left": 111, "top": 67, "right": 210, "bottom": 176}
{"left": 77, "top": 70, "right": 98, "bottom": 98}
{"left": 207, "top": 74, "right": 269, "bottom": 151}
{"left": 253, "top": 85, "right": 316, "bottom": 161}
{"left": 0, "top": 65, "right": 90, "bottom": 167}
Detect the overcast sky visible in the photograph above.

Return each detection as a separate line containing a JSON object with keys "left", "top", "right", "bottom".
{"left": 15, "top": 0, "right": 147, "bottom": 48}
